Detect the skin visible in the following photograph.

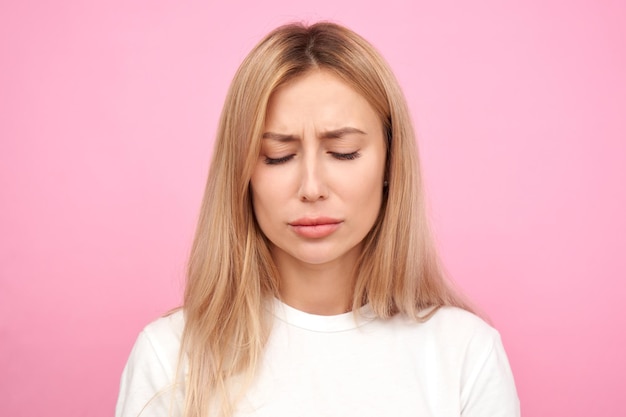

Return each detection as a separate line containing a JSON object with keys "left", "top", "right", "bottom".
{"left": 250, "top": 69, "right": 387, "bottom": 315}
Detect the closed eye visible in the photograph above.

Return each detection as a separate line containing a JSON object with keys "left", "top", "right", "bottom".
{"left": 331, "top": 151, "right": 361, "bottom": 160}
{"left": 264, "top": 154, "right": 295, "bottom": 165}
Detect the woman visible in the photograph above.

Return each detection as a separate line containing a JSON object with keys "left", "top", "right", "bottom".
{"left": 116, "top": 22, "right": 520, "bottom": 417}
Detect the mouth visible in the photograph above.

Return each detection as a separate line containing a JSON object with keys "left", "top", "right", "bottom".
{"left": 288, "top": 217, "right": 343, "bottom": 238}
{"left": 289, "top": 217, "right": 342, "bottom": 227}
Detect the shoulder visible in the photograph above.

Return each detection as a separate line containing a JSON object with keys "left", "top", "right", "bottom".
{"left": 142, "top": 309, "right": 185, "bottom": 348}
{"left": 364, "top": 307, "right": 519, "bottom": 414}
{"left": 122, "top": 310, "right": 185, "bottom": 379}
{"left": 422, "top": 306, "right": 503, "bottom": 362}
{"left": 133, "top": 309, "right": 185, "bottom": 374}
{"left": 422, "top": 306, "right": 499, "bottom": 342}
{"left": 115, "top": 310, "right": 185, "bottom": 417}
{"left": 382, "top": 306, "right": 505, "bottom": 374}
{"left": 385, "top": 307, "right": 519, "bottom": 415}
{"left": 388, "top": 306, "right": 498, "bottom": 343}
{"left": 416, "top": 307, "right": 520, "bottom": 415}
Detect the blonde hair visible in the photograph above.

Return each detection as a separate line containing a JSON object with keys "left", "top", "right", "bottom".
{"left": 180, "top": 21, "right": 471, "bottom": 417}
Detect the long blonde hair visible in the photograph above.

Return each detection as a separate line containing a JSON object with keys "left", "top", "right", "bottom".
{"left": 181, "top": 21, "right": 471, "bottom": 417}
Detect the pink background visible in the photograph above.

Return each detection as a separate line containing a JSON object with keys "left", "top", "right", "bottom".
{"left": 1, "top": 0, "right": 625, "bottom": 416}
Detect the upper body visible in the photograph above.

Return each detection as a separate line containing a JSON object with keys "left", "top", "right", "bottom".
{"left": 116, "top": 21, "right": 520, "bottom": 417}
{"left": 116, "top": 301, "right": 520, "bottom": 417}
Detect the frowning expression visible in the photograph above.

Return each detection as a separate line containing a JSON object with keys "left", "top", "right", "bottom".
{"left": 250, "top": 69, "right": 387, "bottom": 270}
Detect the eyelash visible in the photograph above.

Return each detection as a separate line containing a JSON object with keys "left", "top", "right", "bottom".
{"left": 264, "top": 155, "right": 294, "bottom": 165}
{"left": 332, "top": 151, "right": 361, "bottom": 160}
{"left": 264, "top": 151, "right": 361, "bottom": 165}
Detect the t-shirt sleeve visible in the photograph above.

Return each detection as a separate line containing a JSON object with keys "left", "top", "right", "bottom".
{"left": 460, "top": 327, "right": 520, "bottom": 417}
{"left": 115, "top": 329, "right": 183, "bottom": 417}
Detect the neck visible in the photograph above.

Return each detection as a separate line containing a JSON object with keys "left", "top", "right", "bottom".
{"left": 271, "top": 247, "right": 359, "bottom": 316}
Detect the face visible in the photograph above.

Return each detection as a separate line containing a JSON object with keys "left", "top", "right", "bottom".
{"left": 250, "top": 69, "right": 387, "bottom": 272}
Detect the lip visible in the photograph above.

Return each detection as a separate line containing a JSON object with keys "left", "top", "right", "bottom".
{"left": 288, "top": 217, "right": 343, "bottom": 239}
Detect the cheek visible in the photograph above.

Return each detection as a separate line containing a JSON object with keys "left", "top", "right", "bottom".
{"left": 339, "top": 162, "right": 384, "bottom": 216}
{"left": 347, "top": 156, "right": 385, "bottom": 195}
{"left": 250, "top": 187, "right": 274, "bottom": 240}
{"left": 250, "top": 167, "right": 291, "bottom": 223}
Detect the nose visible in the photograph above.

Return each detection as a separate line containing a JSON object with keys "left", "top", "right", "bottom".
{"left": 297, "top": 154, "right": 328, "bottom": 202}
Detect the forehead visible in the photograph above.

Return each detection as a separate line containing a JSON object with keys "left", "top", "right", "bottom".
{"left": 265, "top": 69, "right": 381, "bottom": 131}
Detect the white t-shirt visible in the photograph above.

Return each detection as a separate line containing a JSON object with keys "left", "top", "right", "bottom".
{"left": 116, "top": 300, "right": 520, "bottom": 417}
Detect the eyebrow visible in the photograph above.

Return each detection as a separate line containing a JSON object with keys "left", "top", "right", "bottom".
{"left": 262, "top": 127, "right": 367, "bottom": 141}
{"left": 261, "top": 132, "right": 297, "bottom": 142}
{"left": 320, "top": 127, "right": 367, "bottom": 139}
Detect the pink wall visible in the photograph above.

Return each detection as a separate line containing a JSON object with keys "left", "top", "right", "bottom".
{"left": 1, "top": 1, "right": 624, "bottom": 416}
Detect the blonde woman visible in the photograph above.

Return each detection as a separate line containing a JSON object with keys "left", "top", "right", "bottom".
{"left": 116, "top": 22, "right": 520, "bottom": 417}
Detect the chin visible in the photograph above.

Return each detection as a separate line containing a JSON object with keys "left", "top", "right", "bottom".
{"left": 292, "top": 252, "right": 340, "bottom": 266}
